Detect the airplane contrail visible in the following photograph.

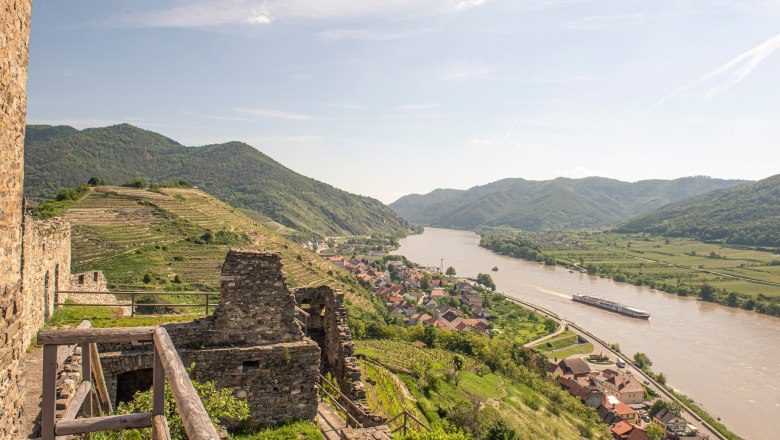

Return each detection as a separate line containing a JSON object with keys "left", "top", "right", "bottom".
{"left": 649, "top": 31, "right": 780, "bottom": 111}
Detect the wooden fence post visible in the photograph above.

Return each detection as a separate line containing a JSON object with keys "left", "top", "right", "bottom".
{"left": 81, "top": 343, "right": 93, "bottom": 417}
{"left": 41, "top": 344, "right": 58, "bottom": 440}
{"left": 131, "top": 292, "right": 136, "bottom": 318}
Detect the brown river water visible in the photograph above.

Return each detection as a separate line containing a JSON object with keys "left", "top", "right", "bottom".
{"left": 394, "top": 228, "right": 780, "bottom": 440}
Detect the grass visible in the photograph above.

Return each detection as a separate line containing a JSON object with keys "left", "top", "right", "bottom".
{"left": 45, "top": 304, "right": 200, "bottom": 329}
{"left": 231, "top": 420, "right": 323, "bottom": 440}
{"left": 483, "top": 293, "right": 554, "bottom": 344}
{"left": 542, "top": 343, "right": 594, "bottom": 360}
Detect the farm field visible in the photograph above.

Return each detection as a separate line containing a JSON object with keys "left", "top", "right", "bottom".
{"left": 506, "top": 230, "right": 780, "bottom": 298}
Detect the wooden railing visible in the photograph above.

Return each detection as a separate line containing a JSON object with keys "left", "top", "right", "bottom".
{"left": 294, "top": 306, "right": 310, "bottom": 335}
{"left": 56, "top": 290, "right": 220, "bottom": 317}
{"left": 38, "top": 324, "right": 219, "bottom": 440}
{"left": 387, "top": 410, "right": 432, "bottom": 436}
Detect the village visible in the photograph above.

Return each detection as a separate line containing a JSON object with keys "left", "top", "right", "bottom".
{"left": 312, "top": 238, "right": 712, "bottom": 440}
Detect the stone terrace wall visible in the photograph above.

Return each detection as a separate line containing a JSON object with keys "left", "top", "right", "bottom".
{"left": 0, "top": 1, "right": 33, "bottom": 436}
{"left": 67, "top": 270, "right": 116, "bottom": 307}
{"left": 98, "top": 250, "right": 321, "bottom": 426}
{"left": 20, "top": 216, "right": 71, "bottom": 347}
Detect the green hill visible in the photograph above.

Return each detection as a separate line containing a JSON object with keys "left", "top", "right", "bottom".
{"left": 617, "top": 174, "right": 780, "bottom": 246}
{"left": 54, "top": 185, "right": 379, "bottom": 313}
{"left": 24, "top": 124, "right": 409, "bottom": 238}
{"left": 390, "top": 176, "right": 748, "bottom": 231}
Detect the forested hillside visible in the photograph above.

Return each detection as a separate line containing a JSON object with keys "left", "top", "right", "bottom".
{"left": 618, "top": 174, "right": 780, "bottom": 246}
{"left": 24, "top": 124, "right": 409, "bottom": 238}
{"left": 390, "top": 176, "right": 747, "bottom": 231}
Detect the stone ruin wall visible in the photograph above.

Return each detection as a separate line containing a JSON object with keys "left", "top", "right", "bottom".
{"left": 0, "top": 1, "right": 33, "bottom": 436}
{"left": 68, "top": 269, "right": 117, "bottom": 307}
{"left": 295, "top": 286, "right": 385, "bottom": 427}
{"left": 97, "top": 250, "right": 321, "bottom": 426}
{"left": 20, "top": 215, "right": 72, "bottom": 347}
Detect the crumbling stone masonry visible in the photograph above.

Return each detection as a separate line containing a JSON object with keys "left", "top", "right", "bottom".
{"left": 0, "top": 1, "right": 33, "bottom": 436}
{"left": 294, "top": 287, "right": 384, "bottom": 427}
{"left": 98, "top": 250, "right": 321, "bottom": 426}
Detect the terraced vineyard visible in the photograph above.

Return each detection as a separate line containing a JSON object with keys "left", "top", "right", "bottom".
{"left": 66, "top": 186, "right": 375, "bottom": 310}
{"left": 355, "top": 340, "right": 487, "bottom": 373}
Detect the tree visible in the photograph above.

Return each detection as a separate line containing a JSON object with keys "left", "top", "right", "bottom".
{"left": 649, "top": 399, "right": 682, "bottom": 418}
{"left": 422, "top": 324, "right": 438, "bottom": 348}
{"left": 646, "top": 424, "right": 664, "bottom": 440}
{"left": 446, "top": 266, "right": 457, "bottom": 276}
{"left": 87, "top": 176, "right": 107, "bottom": 186}
{"left": 476, "top": 273, "right": 496, "bottom": 291}
{"left": 484, "top": 419, "right": 517, "bottom": 440}
{"left": 453, "top": 355, "right": 464, "bottom": 371}
{"left": 142, "top": 273, "right": 152, "bottom": 284}
{"left": 699, "top": 283, "right": 717, "bottom": 302}
{"left": 633, "top": 352, "right": 652, "bottom": 370}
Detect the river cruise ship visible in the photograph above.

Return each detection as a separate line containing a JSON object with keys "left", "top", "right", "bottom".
{"left": 572, "top": 294, "right": 650, "bottom": 319}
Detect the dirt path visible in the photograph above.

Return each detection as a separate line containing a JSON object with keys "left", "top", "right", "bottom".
{"left": 19, "top": 348, "right": 43, "bottom": 438}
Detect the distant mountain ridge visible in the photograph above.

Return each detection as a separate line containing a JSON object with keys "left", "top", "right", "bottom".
{"left": 24, "top": 123, "right": 409, "bottom": 238}
{"left": 617, "top": 174, "right": 780, "bottom": 246}
{"left": 390, "top": 176, "right": 750, "bottom": 231}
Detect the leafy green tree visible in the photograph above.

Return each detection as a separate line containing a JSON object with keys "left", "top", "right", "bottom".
{"left": 87, "top": 176, "right": 107, "bottom": 186}
{"left": 421, "top": 273, "right": 432, "bottom": 290}
{"left": 476, "top": 273, "right": 496, "bottom": 291}
{"left": 422, "top": 324, "right": 438, "bottom": 348}
{"left": 646, "top": 423, "right": 664, "bottom": 440}
{"left": 633, "top": 352, "right": 652, "bottom": 369}
{"left": 142, "top": 273, "right": 153, "bottom": 284}
{"left": 446, "top": 266, "right": 457, "bottom": 276}
{"left": 484, "top": 419, "right": 517, "bottom": 440}
{"left": 453, "top": 355, "right": 464, "bottom": 371}
{"left": 699, "top": 283, "right": 716, "bottom": 302}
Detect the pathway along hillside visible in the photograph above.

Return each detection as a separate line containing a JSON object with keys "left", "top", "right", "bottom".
{"left": 395, "top": 227, "right": 780, "bottom": 440}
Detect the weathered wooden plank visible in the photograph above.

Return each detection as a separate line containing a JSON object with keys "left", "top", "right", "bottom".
{"left": 58, "top": 291, "right": 219, "bottom": 296}
{"left": 56, "top": 320, "right": 92, "bottom": 369}
{"left": 60, "top": 381, "right": 92, "bottom": 421}
{"left": 90, "top": 343, "right": 113, "bottom": 413}
{"left": 153, "top": 327, "right": 220, "bottom": 440}
{"left": 81, "top": 342, "right": 93, "bottom": 416}
{"left": 41, "top": 344, "right": 58, "bottom": 440}
{"left": 152, "top": 415, "right": 172, "bottom": 440}
{"left": 153, "top": 345, "right": 165, "bottom": 417}
{"left": 55, "top": 412, "right": 152, "bottom": 435}
{"left": 38, "top": 326, "right": 156, "bottom": 345}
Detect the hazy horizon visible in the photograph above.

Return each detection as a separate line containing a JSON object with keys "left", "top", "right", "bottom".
{"left": 26, "top": 0, "right": 780, "bottom": 203}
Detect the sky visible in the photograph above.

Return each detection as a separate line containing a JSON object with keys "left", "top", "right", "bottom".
{"left": 26, "top": 0, "right": 780, "bottom": 204}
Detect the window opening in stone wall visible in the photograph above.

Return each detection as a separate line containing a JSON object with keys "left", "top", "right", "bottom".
{"left": 242, "top": 360, "right": 260, "bottom": 372}
{"left": 44, "top": 271, "right": 50, "bottom": 319}
{"left": 116, "top": 368, "right": 154, "bottom": 404}
{"left": 78, "top": 274, "right": 85, "bottom": 284}
{"left": 94, "top": 271, "right": 99, "bottom": 282}
{"left": 54, "top": 264, "right": 59, "bottom": 310}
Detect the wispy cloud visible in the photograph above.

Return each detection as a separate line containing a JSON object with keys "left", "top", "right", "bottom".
{"left": 109, "top": 0, "right": 491, "bottom": 29}
{"left": 650, "top": 31, "right": 780, "bottom": 110}
{"left": 439, "top": 62, "right": 498, "bottom": 80}
{"left": 317, "top": 28, "right": 435, "bottom": 42}
{"left": 469, "top": 137, "right": 493, "bottom": 147}
{"left": 561, "top": 13, "right": 645, "bottom": 30}
{"left": 233, "top": 107, "right": 317, "bottom": 121}
{"left": 393, "top": 104, "right": 441, "bottom": 111}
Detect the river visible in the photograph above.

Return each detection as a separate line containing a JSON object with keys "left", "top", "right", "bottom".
{"left": 394, "top": 227, "right": 780, "bottom": 440}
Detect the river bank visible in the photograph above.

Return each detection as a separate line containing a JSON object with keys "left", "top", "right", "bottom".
{"left": 394, "top": 228, "right": 780, "bottom": 440}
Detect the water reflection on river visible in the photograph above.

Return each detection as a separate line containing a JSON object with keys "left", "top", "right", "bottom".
{"left": 394, "top": 228, "right": 780, "bottom": 440}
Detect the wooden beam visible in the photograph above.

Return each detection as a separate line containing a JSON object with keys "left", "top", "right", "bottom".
{"left": 56, "top": 320, "right": 92, "bottom": 370}
{"left": 41, "top": 344, "right": 58, "bottom": 440}
{"left": 90, "top": 343, "right": 113, "bottom": 413}
{"left": 38, "top": 326, "right": 156, "bottom": 345}
{"left": 60, "top": 381, "right": 92, "bottom": 421}
{"left": 153, "top": 327, "right": 220, "bottom": 440}
{"left": 55, "top": 413, "right": 152, "bottom": 436}
{"left": 153, "top": 344, "right": 165, "bottom": 417}
{"left": 58, "top": 291, "right": 219, "bottom": 296}
{"left": 81, "top": 342, "right": 93, "bottom": 417}
{"left": 152, "top": 415, "right": 172, "bottom": 440}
